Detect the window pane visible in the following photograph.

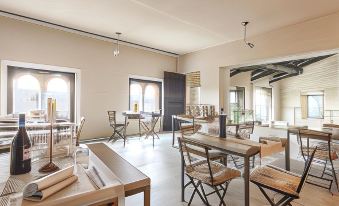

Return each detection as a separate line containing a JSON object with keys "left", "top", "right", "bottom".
{"left": 230, "top": 91, "right": 237, "bottom": 104}
{"left": 43, "top": 78, "right": 70, "bottom": 120}
{"left": 254, "top": 87, "right": 272, "bottom": 122}
{"left": 13, "top": 75, "right": 41, "bottom": 113}
{"left": 130, "top": 84, "right": 143, "bottom": 111}
{"left": 144, "top": 84, "right": 160, "bottom": 112}
{"left": 308, "top": 95, "right": 323, "bottom": 118}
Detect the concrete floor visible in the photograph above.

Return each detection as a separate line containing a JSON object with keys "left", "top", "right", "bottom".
{"left": 107, "top": 133, "right": 339, "bottom": 206}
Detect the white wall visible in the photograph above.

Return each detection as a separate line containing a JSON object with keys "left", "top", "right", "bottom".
{"left": 0, "top": 16, "right": 177, "bottom": 139}
{"left": 178, "top": 11, "right": 339, "bottom": 115}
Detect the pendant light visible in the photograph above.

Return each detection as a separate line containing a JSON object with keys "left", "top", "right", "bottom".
{"left": 241, "top": 22, "right": 254, "bottom": 48}
{"left": 113, "top": 32, "right": 121, "bottom": 56}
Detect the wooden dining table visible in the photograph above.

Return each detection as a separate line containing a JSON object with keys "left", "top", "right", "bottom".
{"left": 182, "top": 132, "right": 260, "bottom": 206}
{"left": 267, "top": 125, "right": 333, "bottom": 171}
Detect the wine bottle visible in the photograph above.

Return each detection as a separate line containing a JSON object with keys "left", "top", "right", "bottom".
{"left": 10, "top": 114, "right": 32, "bottom": 175}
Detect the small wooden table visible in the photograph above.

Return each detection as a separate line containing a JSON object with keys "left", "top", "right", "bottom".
{"left": 87, "top": 143, "right": 151, "bottom": 206}
{"left": 122, "top": 111, "right": 144, "bottom": 137}
{"left": 183, "top": 133, "right": 260, "bottom": 206}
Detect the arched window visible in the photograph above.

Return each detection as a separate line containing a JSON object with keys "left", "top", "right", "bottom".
{"left": 13, "top": 74, "right": 41, "bottom": 113}
{"left": 144, "top": 85, "right": 156, "bottom": 112}
{"left": 130, "top": 84, "right": 143, "bottom": 111}
{"left": 45, "top": 78, "right": 70, "bottom": 119}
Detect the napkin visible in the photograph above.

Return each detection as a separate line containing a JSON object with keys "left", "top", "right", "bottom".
{"left": 23, "top": 166, "right": 78, "bottom": 201}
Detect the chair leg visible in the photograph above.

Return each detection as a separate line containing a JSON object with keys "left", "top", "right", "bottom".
{"left": 108, "top": 130, "right": 116, "bottom": 142}
{"left": 217, "top": 182, "right": 229, "bottom": 206}
{"left": 258, "top": 186, "right": 275, "bottom": 206}
{"left": 199, "top": 183, "right": 210, "bottom": 205}
{"left": 213, "top": 186, "right": 226, "bottom": 206}
{"left": 321, "top": 159, "right": 328, "bottom": 178}
{"left": 188, "top": 180, "right": 206, "bottom": 205}
{"left": 330, "top": 158, "right": 339, "bottom": 191}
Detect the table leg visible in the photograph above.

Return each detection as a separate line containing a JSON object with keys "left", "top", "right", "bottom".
{"left": 244, "top": 156, "right": 250, "bottom": 206}
{"left": 285, "top": 130, "right": 290, "bottom": 171}
{"left": 124, "top": 116, "right": 128, "bottom": 147}
{"left": 144, "top": 186, "right": 151, "bottom": 206}
{"left": 172, "top": 116, "right": 175, "bottom": 147}
{"left": 181, "top": 153, "right": 185, "bottom": 202}
{"left": 139, "top": 118, "right": 142, "bottom": 137}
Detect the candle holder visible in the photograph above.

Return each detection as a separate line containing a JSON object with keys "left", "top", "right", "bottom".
{"left": 39, "top": 98, "right": 60, "bottom": 173}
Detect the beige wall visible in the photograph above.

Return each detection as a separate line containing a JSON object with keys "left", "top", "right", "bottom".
{"left": 178, "top": 11, "right": 339, "bottom": 114}
{"left": 0, "top": 16, "right": 177, "bottom": 139}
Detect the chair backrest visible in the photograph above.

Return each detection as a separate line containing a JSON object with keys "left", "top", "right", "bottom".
{"left": 75, "top": 117, "right": 85, "bottom": 146}
{"left": 179, "top": 124, "right": 202, "bottom": 136}
{"left": 238, "top": 121, "right": 254, "bottom": 139}
{"left": 296, "top": 146, "right": 317, "bottom": 193}
{"left": 298, "top": 129, "right": 331, "bottom": 159}
{"left": 177, "top": 137, "right": 214, "bottom": 183}
{"left": 107, "top": 111, "right": 117, "bottom": 126}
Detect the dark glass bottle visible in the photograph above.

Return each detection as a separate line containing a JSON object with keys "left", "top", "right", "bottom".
{"left": 10, "top": 114, "right": 32, "bottom": 175}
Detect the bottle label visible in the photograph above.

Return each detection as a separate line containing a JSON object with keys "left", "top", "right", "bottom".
{"left": 23, "top": 147, "right": 31, "bottom": 161}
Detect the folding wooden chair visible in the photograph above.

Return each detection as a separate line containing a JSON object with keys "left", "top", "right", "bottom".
{"left": 107, "top": 111, "right": 128, "bottom": 146}
{"left": 178, "top": 137, "right": 240, "bottom": 206}
{"left": 141, "top": 111, "right": 161, "bottom": 147}
{"left": 250, "top": 147, "right": 317, "bottom": 206}
{"left": 297, "top": 129, "right": 338, "bottom": 191}
{"left": 75, "top": 117, "right": 85, "bottom": 147}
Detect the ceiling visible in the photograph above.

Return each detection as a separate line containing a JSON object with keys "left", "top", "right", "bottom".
{"left": 1, "top": 0, "right": 339, "bottom": 55}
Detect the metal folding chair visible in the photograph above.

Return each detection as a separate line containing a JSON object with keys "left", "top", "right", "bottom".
{"left": 250, "top": 147, "right": 317, "bottom": 206}
{"left": 141, "top": 111, "right": 161, "bottom": 147}
{"left": 178, "top": 137, "right": 240, "bottom": 206}
{"left": 107, "top": 111, "right": 128, "bottom": 146}
{"left": 75, "top": 117, "right": 85, "bottom": 147}
{"left": 297, "top": 129, "right": 338, "bottom": 191}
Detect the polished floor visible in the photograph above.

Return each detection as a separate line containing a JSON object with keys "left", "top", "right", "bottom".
{"left": 107, "top": 133, "right": 339, "bottom": 206}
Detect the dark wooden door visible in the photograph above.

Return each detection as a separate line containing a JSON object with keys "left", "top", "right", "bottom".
{"left": 163, "top": 71, "right": 186, "bottom": 131}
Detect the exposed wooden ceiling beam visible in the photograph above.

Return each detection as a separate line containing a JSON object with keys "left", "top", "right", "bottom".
{"left": 269, "top": 73, "right": 298, "bottom": 84}
{"left": 251, "top": 70, "right": 276, "bottom": 81}
{"left": 266, "top": 64, "right": 300, "bottom": 74}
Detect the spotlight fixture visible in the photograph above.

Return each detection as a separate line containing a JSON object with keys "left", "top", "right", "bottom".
{"left": 242, "top": 21, "right": 254, "bottom": 48}
{"left": 113, "top": 32, "right": 121, "bottom": 56}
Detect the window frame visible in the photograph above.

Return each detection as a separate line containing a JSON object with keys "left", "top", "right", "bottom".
{"left": 1, "top": 60, "right": 81, "bottom": 123}
{"left": 128, "top": 78, "right": 163, "bottom": 112}
{"left": 229, "top": 86, "right": 245, "bottom": 109}
{"left": 8, "top": 67, "right": 75, "bottom": 121}
{"left": 307, "top": 94, "right": 324, "bottom": 119}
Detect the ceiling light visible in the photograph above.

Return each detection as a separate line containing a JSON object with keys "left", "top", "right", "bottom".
{"left": 113, "top": 32, "right": 121, "bottom": 56}
{"left": 242, "top": 21, "right": 254, "bottom": 48}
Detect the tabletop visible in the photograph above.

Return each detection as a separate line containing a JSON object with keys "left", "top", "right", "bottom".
{"left": 87, "top": 143, "right": 150, "bottom": 193}
{"left": 185, "top": 132, "right": 260, "bottom": 157}
{"left": 0, "top": 152, "right": 124, "bottom": 206}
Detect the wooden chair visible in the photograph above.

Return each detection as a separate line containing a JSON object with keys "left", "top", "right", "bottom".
{"left": 250, "top": 147, "right": 317, "bottom": 206}
{"left": 230, "top": 121, "right": 256, "bottom": 169}
{"left": 178, "top": 137, "right": 241, "bottom": 206}
{"left": 141, "top": 111, "right": 162, "bottom": 147}
{"left": 297, "top": 129, "right": 338, "bottom": 191}
{"left": 75, "top": 117, "right": 85, "bottom": 147}
{"left": 107, "top": 111, "right": 128, "bottom": 146}
{"left": 179, "top": 124, "right": 227, "bottom": 165}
